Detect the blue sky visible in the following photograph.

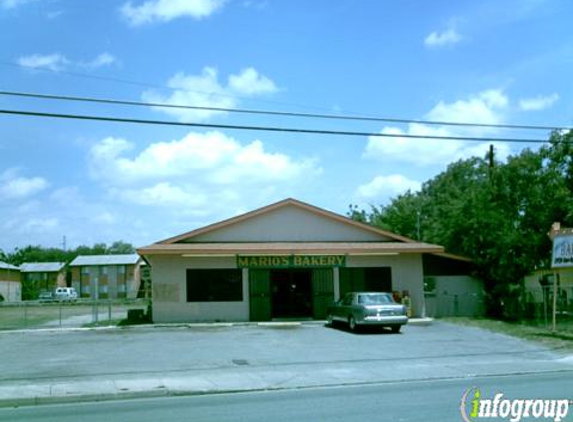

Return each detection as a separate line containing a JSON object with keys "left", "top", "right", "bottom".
{"left": 0, "top": 0, "right": 572, "bottom": 251}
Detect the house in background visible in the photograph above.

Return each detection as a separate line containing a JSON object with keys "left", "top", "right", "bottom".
{"left": 523, "top": 222, "right": 573, "bottom": 319}
{"left": 19, "top": 262, "right": 66, "bottom": 300}
{"left": 69, "top": 254, "right": 144, "bottom": 299}
{"left": 0, "top": 261, "right": 21, "bottom": 302}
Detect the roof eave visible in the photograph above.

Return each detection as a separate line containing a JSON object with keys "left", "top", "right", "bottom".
{"left": 137, "top": 245, "right": 444, "bottom": 256}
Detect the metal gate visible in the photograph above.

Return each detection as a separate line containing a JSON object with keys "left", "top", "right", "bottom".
{"left": 249, "top": 269, "right": 271, "bottom": 321}
{"left": 312, "top": 268, "right": 334, "bottom": 319}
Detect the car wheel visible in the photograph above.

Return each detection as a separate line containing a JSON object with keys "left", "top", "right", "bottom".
{"left": 390, "top": 325, "right": 401, "bottom": 334}
{"left": 348, "top": 315, "right": 357, "bottom": 332}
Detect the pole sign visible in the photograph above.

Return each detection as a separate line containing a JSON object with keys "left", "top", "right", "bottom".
{"left": 237, "top": 255, "right": 346, "bottom": 269}
{"left": 551, "top": 234, "right": 573, "bottom": 268}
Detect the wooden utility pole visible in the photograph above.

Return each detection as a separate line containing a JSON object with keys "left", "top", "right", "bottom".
{"left": 552, "top": 272, "right": 558, "bottom": 332}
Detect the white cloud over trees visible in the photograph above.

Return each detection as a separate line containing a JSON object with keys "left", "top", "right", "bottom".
{"left": 121, "top": 0, "right": 225, "bottom": 26}
{"left": 363, "top": 89, "right": 512, "bottom": 166}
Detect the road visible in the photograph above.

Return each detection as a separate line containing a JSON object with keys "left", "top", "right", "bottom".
{"left": 2, "top": 372, "right": 571, "bottom": 422}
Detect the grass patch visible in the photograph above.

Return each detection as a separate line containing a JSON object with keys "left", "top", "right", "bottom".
{"left": 0, "top": 303, "right": 96, "bottom": 329}
{"left": 441, "top": 316, "right": 573, "bottom": 351}
{"left": 0, "top": 301, "right": 148, "bottom": 330}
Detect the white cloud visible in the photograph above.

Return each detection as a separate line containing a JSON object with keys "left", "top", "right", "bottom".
{"left": 357, "top": 174, "right": 421, "bottom": 201}
{"left": 121, "top": 0, "right": 225, "bottom": 26}
{"left": 17, "top": 52, "right": 117, "bottom": 71}
{"left": 364, "top": 89, "right": 512, "bottom": 166}
{"left": 20, "top": 218, "right": 59, "bottom": 233}
{"left": 0, "top": 0, "right": 37, "bottom": 9}
{"left": 93, "top": 212, "right": 117, "bottom": 225}
{"left": 143, "top": 66, "right": 278, "bottom": 122}
{"left": 84, "top": 53, "right": 117, "bottom": 68}
{"left": 18, "top": 53, "right": 69, "bottom": 71}
{"left": 89, "top": 131, "right": 321, "bottom": 208}
{"left": 424, "top": 28, "right": 462, "bottom": 48}
{"left": 518, "top": 93, "right": 559, "bottom": 111}
{"left": 427, "top": 89, "right": 508, "bottom": 124}
{"left": 228, "top": 68, "right": 277, "bottom": 96}
{"left": 0, "top": 168, "right": 48, "bottom": 199}
{"left": 118, "top": 183, "right": 208, "bottom": 207}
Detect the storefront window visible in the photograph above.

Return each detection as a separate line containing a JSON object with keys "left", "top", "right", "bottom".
{"left": 186, "top": 269, "right": 242, "bottom": 302}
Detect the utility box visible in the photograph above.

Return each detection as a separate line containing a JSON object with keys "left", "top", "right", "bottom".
{"left": 127, "top": 309, "right": 146, "bottom": 323}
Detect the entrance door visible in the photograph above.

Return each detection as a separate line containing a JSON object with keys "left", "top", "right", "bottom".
{"left": 312, "top": 268, "right": 334, "bottom": 319}
{"left": 271, "top": 270, "right": 312, "bottom": 318}
{"left": 249, "top": 270, "right": 271, "bottom": 321}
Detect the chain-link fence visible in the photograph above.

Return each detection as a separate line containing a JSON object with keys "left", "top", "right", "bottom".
{"left": 523, "top": 286, "right": 573, "bottom": 324}
{"left": 0, "top": 299, "right": 149, "bottom": 330}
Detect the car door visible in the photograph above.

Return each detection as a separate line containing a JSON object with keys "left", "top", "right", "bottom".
{"left": 335, "top": 293, "right": 354, "bottom": 321}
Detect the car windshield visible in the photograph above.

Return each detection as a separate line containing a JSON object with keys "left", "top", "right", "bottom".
{"left": 357, "top": 294, "right": 393, "bottom": 305}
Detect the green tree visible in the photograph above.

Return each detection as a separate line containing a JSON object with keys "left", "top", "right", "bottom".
{"left": 4, "top": 241, "right": 138, "bottom": 266}
{"left": 350, "top": 133, "right": 573, "bottom": 318}
{"left": 108, "top": 240, "right": 136, "bottom": 254}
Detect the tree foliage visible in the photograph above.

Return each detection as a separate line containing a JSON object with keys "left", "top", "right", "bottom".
{"left": 2, "top": 240, "right": 136, "bottom": 266}
{"left": 350, "top": 130, "right": 573, "bottom": 317}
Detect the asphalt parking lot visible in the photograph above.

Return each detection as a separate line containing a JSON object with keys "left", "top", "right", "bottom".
{"left": 0, "top": 321, "right": 566, "bottom": 384}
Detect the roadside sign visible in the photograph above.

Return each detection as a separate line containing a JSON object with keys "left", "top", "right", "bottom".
{"left": 551, "top": 233, "right": 573, "bottom": 268}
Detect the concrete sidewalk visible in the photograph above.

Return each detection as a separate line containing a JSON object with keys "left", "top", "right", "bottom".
{"left": 2, "top": 351, "right": 572, "bottom": 408}
{"left": 1, "top": 320, "right": 571, "bottom": 408}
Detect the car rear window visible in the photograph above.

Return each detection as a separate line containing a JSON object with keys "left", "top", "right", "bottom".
{"left": 358, "top": 294, "right": 393, "bottom": 305}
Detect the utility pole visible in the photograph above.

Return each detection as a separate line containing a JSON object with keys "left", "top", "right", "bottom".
{"left": 416, "top": 210, "right": 421, "bottom": 241}
{"left": 552, "top": 272, "right": 558, "bottom": 332}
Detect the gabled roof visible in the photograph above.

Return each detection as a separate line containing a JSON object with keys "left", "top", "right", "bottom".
{"left": 20, "top": 262, "right": 65, "bottom": 273}
{"left": 157, "top": 198, "right": 415, "bottom": 244}
{"left": 0, "top": 261, "right": 19, "bottom": 271}
{"left": 69, "top": 254, "right": 141, "bottom": 267}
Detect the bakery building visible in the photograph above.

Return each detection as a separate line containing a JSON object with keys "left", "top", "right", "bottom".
{"left": 138, "top": 198, "right": 444, "bottom": 323}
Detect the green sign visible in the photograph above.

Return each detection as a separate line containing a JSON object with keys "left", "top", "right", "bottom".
{"left": 237, "top": 255, "right": 345, "bottom": 269}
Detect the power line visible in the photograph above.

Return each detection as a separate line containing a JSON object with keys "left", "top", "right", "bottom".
{"left": 0, "top": 108, "right": 554, "bottom": 143}
{"left": 0, "top": 89, "right": 570, "bottom": 132}
{"left": 0, "top": 60, "right": 340, "bottom": 114}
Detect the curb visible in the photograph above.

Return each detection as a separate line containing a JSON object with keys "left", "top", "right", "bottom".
{"left": 1, "top": 367, "right": 569, "bottom": 409}
{"left": 0, "top": 318, "right": 432, "bottom": 335}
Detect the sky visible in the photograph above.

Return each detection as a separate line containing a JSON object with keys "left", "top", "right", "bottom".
{"left": 0, "top": 0, "right": 572, "bottom": 251}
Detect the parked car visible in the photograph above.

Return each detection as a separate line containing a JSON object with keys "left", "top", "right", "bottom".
{"left": 38, "top": 291, "right": 55, "bottom": 302}
{"left": 327, "top": 292, "right": 408, "bottom": 333}
{"left": 54, "top": 287, "right": 78, "bottom": 302}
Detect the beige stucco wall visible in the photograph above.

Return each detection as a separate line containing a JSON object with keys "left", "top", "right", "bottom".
{"left": 188, "top": 206, "right": 392, "bottom": 243}
{"left": 148, "top": 255, "right": 250, "bottom": 323}
{"left": 346, "top": 254, "right": 425, "bottom": 317}
{"left": 148, "top": 252, "right": 426, "bottom": 321}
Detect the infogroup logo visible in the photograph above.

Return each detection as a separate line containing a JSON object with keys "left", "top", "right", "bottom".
{"left": 460, "top": 387, "right": 571, "bottom": 422}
